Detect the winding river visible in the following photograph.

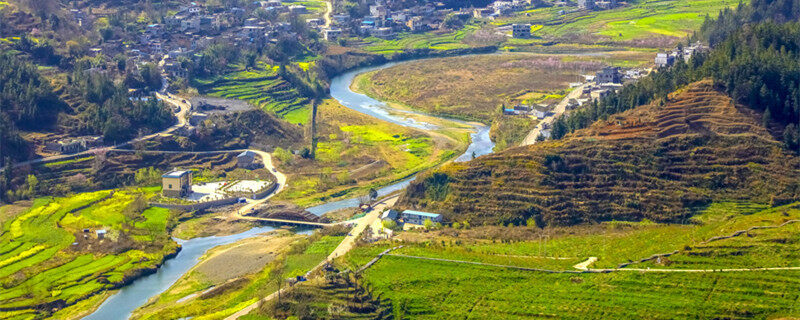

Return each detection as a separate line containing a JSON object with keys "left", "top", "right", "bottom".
{"left": 83, "top": 60, "right": 495, "bottom": 319}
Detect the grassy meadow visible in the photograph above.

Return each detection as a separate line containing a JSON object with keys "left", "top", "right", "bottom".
{"left": 333, "top": 202, "right": 800, "bottom": 318}
{"left": 0, "top": 189, "right": 179, "bottom": 319}
{"left": 354, "top": 53, "right": 593, "bottom": 124}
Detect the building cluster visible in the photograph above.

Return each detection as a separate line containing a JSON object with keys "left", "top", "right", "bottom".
{"left": 322, "top": 0, "right": 493, "bottom": 41}
{"left": 583, "top": 66, "right": 645, "bottom": 100}
{"left": 73, "top": 1, "right": 309, "bottom": 82}
{"left": 577, "top": 0, "right": 619, "bottom": 10}
{"left": 43, "top": 136, "right": 104, "bottom": 154}
{"left": 655, "top": 41, "right": 708, "bottom": 68}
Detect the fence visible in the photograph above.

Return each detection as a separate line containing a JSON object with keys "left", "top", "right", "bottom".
{"left": 150, "top": 196, "right": 239, "bottom": 211}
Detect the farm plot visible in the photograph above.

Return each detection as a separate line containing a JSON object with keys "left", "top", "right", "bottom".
{"left": 0, "top": 190, "right": 179, "bottom": 319}
{"left": 192, "top": 64, "right": 311, "bottom": 125}
{"left": 341, "top": 203, "right": 800, "bottom": 318}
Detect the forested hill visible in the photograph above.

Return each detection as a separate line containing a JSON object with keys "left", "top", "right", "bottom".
{"left": 398, "top": 81, "right": 800, "bottom": 226}
{"left": 551, "top": 0, "right": 800, "bottom": 153}
{"left": 0, "top": 52, "right": 68, "bottom": 162}
{"left": 0, "top": 52, "right": 174, "bottom": 166}
{"left": 700, "top": 0, "right": 800, "bottom": 45}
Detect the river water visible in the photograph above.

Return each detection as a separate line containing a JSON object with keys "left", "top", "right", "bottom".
{"left": 84, "top": 59, "right": 494, "bottom": 319}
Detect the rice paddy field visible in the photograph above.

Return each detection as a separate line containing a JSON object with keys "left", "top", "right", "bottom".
{"left": 192, "top": 63, "right": 311, "bottom": 125}
{"left": 0, "top": 189, "right": 179, "bottom": 320}
{"left": 338, "top": 202, "right": 800, "bottom": 318}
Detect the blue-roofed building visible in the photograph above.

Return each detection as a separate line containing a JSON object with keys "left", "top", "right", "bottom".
{"left": 401, "top": 210, "right": 442, "bottom": 225}
{"left": 162, "top": 170, "right": 193, "bottom": 198}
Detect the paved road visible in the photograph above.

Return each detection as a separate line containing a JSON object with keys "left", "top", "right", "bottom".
{"left": 224, "top": 195, "right": 398, "bottom": 320}
{"left": 520, "top": 83, "right": 588, "bottom": 146}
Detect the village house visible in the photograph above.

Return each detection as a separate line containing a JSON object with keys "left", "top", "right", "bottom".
{"left": 323, "top": 28, "right": 342, "bottom": 41}
{"left": 236, "top": 150, "right": 258, "bottom": 169}
{"left": 162, "top": 170, "right": 193, "bottom": 198}
{"left": 578, "top": 0, "right": 595, "bottom": 9}
{"left": 406, "top": 16, "right": 424, "bottom": 32}
{"left": 655, "top": 52, "right": 675, "bottom": 68}
{"left": 381, "top": 209, "right": 399, "bottom": 221}
{"left": 288, "top": 5, "right": 307, "bottom": 14}
{"left": 512, "top": 23, "right": 532, "bottom": 38}
{"left": 372, "top": 27, "right": 394, "bottom": 38}
{"left": 401, "top": 210, "right": 442, "bottom": 225}
{"left": 596, "top": 66, "right": 622, "bottom": 84}
{"left": 473, "top": 8, "right": 494, "bottom": 18}
{"left": 44, "top": 136, "right": 104, "bottom": 154}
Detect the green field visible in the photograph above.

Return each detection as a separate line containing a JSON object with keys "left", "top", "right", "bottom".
{"left": 273, "top": 99, "right": 465, "bottom": 207}
{"left": 359, "top": 25, "right": 478, "bottom": 55}
{"left": 496, "top": 0, "right": 740, "bottom": 45}
{"left": 192, "top": 63, "right": 311, "bottom": 125}
{"left": 362, "top": 256, "right": 800, "bottom": 319}
{"left": 337, "top": 202, "right": 800, "bottom": 318}
{"left": 0, "top": 189, "right": 178, "bottom": 319}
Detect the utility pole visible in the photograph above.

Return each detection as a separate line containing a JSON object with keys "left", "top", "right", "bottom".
{"left": 309, "top": 98, "right": 319, "bottom": 159}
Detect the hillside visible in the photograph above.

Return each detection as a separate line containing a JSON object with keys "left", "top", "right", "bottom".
{"left": 399, "top": 81, "right": 800, "bottom": 226}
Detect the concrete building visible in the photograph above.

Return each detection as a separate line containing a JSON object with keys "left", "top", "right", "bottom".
{"left": 595, "top": 66, "right": 622, "bottom": 84}
{"left": 473, "top": 8, "right": 494, "bottom": 18}
{"left": 578, "top": 0, "right": 595, "bottom": 9}
{"left": 655, "top": 52, "right": 675, "bottom": 68}
{"left": 401, "top": 210, "right": 442, "bottom": 225}
{"left": 237, "top": 150, "right": 258, "bottom": 169}
{"left": 323, "top": 28, "right": 342, "bottom": 41}
{"left": 162, "top": 170, "right": 193, "bottom": 198}
{"left": 512, "top": 23, "right": 532, "bottom": 38}
{"left": 288, "top": 5, "right": 307, "bottom": 14}
{"left": 406, "top": 16, "right": 424, "bottom": 32}
{"left": 372, "top": 27, "right": 394, "bottom": 39}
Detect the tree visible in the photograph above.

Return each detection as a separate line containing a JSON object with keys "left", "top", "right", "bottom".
{"left": 423, "top": 219, "right": 434, "bottom": 230}
{"left": 25, "top": 174, "right": 38, "bottom": 196}
{"left": 369, "top": 188, "right": 378, "bottom": 201}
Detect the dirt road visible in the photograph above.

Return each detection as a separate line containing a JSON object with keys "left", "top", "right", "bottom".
{"left": 224, "top": 195, "right": 398, "bottom": 320}
{"left": 323, "top": 0, "right": 333, "bottom": 28}
{"left": 6, "top": 92, "right": 191, "bottom": 169}
{"left": 520, "top": 83, "right": 588, "bottom": 146}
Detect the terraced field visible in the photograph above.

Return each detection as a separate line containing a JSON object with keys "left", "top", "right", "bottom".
{"left": 22, "top": 151, "right": 242, "bottom": 194}
{"left": 399, "top": 81, "right": 800, "bottom": 226}
{"left": 193, "top": 66, "right": 311, "bottom": 124}
{"left": 0, "top": 190, "right": 178, "bottom": 319}
{"left": 359, "top": 25, "right": 478, "bottom": 55}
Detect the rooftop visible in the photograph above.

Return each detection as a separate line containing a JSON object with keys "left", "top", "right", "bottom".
{"left": 162, "top": 170, "right": 191, "bottom": 178}
{"left": 402, "top": 210, "right": 441, "bottom": 218}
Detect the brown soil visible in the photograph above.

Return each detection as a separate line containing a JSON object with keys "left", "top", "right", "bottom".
{"left": 193, "top": 232, "right": 298, "bottom": 284}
